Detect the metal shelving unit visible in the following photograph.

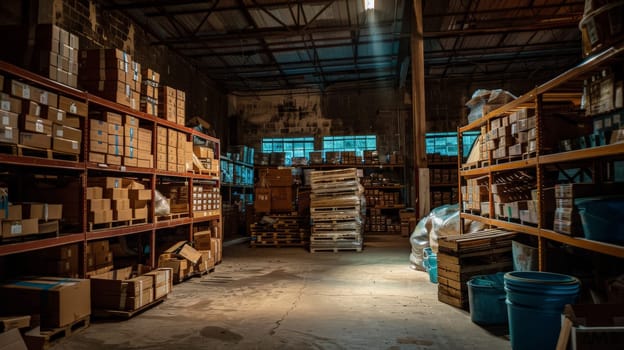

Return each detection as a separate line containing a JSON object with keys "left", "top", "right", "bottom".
{"left": 457, "top": 42, "right": 624, "bottom": 265}
{"left": 0, "top": 60, "right": 222, "bottom": 273}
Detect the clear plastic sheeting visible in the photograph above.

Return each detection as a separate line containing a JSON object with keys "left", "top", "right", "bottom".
{"left": 409, "top": 204, "right": 486, "bottom": 269}
{"left": 153, "top": 189, "right": 171, "bottom": 216}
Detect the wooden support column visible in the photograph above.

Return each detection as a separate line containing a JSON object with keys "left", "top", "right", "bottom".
{"left": 412, "top": 0, "right": 428, "bottom": 217}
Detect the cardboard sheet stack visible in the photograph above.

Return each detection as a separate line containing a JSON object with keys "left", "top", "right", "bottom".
{"left": 309, "top": 168, "right": 365, "bottom": 252}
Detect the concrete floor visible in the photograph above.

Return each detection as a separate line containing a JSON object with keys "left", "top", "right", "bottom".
{"left": 53, "top": 235, "right": 510, "bottom": 350}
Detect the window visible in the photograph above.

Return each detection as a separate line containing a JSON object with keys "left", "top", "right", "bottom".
{"left": 322, "top": 135, "right": 377, "bottom": 157}
{"left": 425, "top": 131, "right": 480, "bottom": 157}
{"left": 262, "top": 137, "right": 315, "bottom": 165}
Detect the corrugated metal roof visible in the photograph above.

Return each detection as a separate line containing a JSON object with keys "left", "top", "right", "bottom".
{"left": 102, "top": 0, "right": 584, "bottom": 92}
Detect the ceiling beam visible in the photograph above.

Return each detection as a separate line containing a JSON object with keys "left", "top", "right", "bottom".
{"left": 424, "top": 20, "right": 580, "bottom": 38}
{"left": 423, "top": 1, "right": 584, "bottom": 19}
{"left": 143, "top": 0, "right": 334, "bottom": 16}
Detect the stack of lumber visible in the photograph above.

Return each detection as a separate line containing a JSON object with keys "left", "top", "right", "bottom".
{"left": 309, "top": 168, "right": 364, "bottom": 253}
{"left": 437, "top": 229, "right": 516, "bottom": 309}
{"left": 250, "top": 215, "right": 310, "bottom": 247}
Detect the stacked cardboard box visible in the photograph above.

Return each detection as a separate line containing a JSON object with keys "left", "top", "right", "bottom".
{"left": 86, "top": 240, "right": 114, "bottom": 275}
{"left": 26, "top": 244, "right": 79, "bottom": 278}
{"left": 193, "top": 145, "right": 218, "bottom": 173}
{"left": 90, "top": 266, "right": 173, "bottom": 311}
{"left": 107, "top": 112, "right": 124, "bottom": 165}
{"left": 461, "top": 176, "right": 489, "bottom": 213}
{"left": 1, "top": 204, "right": 40, "bottom": 239}
{"left": 0, "top": 277, "right": 90, "bottom": 329}
{"left": 156, "top": 126, "right": 167, "bottom": 171}
{"left": 158, "top": 241, "right": 212, "bottom": 283}
{"left": 157, "top": 86, "right": 185, "bottom": 125}
{"left": 33, "top": 24, "right": 79, "bottom": 88}
{"left": 79, "top": 49, "right": 141, "bottom": 110}
{"left": 87, "top": 177, "right": 151, "bottom": 227}
{"left": 256, "top": 168, "right": 293, "bottom": 213}
{"left": 140, "top": 68, "right": 160, "bottom": 116}
{"left": 489, "top": 172, "right": 534, "bottom": 221}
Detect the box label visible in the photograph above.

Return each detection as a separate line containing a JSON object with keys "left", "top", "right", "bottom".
{"left": 2, "top": 116, "right": 8, "bottom": 126}
{"left": 22, "top": 85, "right": 30, "bottom": 99}
{"left": 11, "top": 222, "right": 22, "bottom": 234}
{"left": 1, "top": 101, "right": 10, "bottom": 111}
{"left": 36, "top": 120, "right": 44, "bottom": 133}
{"left": 5, "top": 128, "right": 12, "bottom": 139}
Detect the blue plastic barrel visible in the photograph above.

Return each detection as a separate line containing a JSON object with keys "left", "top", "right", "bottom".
{"left": 467, "top": 272, "right": 508, "bottom": 325}
{"left": 504, "top": 271, "right": 580, "bottom": 350}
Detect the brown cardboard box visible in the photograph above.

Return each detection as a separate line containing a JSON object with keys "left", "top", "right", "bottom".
{"left": 114, "top": 209, "right": 133, "bottom": 221}
{"left": 0, "top": 277, "right": 90, "bottom": 329}
{"left": 4, "top": 204, "right": 22, "bottom": 220}
{"left": 63, "top": 115, "right": 80, "bottom": 128}
{"left": 58, "top": 96, "right": 87, "bottom": 117}
{"left": 108, "top": 122, "right": 123, "bottom": 136}
{"left": 106, "top": 154, "right": 122, "bottom": 166}
{"left": 23, "top": 101, "right": 41, "bottom": 117}
{"left": 1, "top": 218, "right": 38, "bottom": 238}
{"left": 0, "top": 126, "right": 18, "bottom": 144}
{"left": 52, "top": 124, "right": 81, "bottom": 141}
{"left": 0, "top": 110, "right": 19, "bottom": 128}
{"left": 158, "top": 259, "right": 185, "bottom": 284}
{"left": 86, "top": 186, "right": 103, "bottom": 200}
{"left": 137, "top": 149, "right": 151, "bottom": 161}
{"left": 270, "top": 186, "right": 292, "bottom": 212}
{"left": 131, "top": 199, "right": 149, "bottom": 209}
{"left": 89, "top": 128, "right": 107, "bottom": 143}
{"left": 255, "top": 188, "right": 271, "bottom": 213}
{"left": 90, "top": 275, "right": 154, "bottom": 311}
{"left": 124, "top": 156, "right": 138, "bottom": 167}
{"left": 9, "top": 80, "right": 33, "bottom": 100}
{"left": 105, "top": 188, "right": 129, "bottom": 199}
{"left": 88, "top": 152, "right": 106, "bottom": 163}
{"left": 143, "top": 268, "right": 171, "bottom": 299}
{"left": 129, "top": 189, "right": 150, "bottom": 201}
{"left": 260, "top": 168, "right": 293, "bottom": 187}
{"left": 194, "top": 230, "right": 212, "bottom": 250}
{"left": 45, "top": 106, "right": 66, "bottom": 124}
{"left": 22, "top": 115, "right": 52, "bottom": 134}
{"left": 53, "top": 137, "right": 80, "bottom": 154}
{"left": 89, "top": 209, "right": 113, "bottom": 224}
{"left": 19, "top": 132, "right": 51, "bottom": 149}
{"left": 0, "top": 315, "right": 31, "bottom": 333}
{"left": 88, "top": 198, "right": 111, "bottom": 211}
{"left": 133, "top": 206, "right": 148, "bottom": 219}
{"left": 0, "top": 93, "right": 22, "bottom": 114}
{"left": 112, "top": 199, "right": 130, "bottom": 210}
{"left": 90, "top": 140, "right": 107, "bottom": 154}
{"left": 92, "top": 177, "right": 122, "bottom": 189}
{"left": 108, "top": 143, "right": 123, "bottom": 156}
{"left": 23, "top": 203, "right": 62, "bottom": 220}
{"left": 177, "top": 244, "right": 202, "bottom": 264}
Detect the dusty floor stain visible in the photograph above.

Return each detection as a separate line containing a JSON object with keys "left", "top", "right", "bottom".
{"left": 199, "top": 326, "right": 243, "bottom": 343}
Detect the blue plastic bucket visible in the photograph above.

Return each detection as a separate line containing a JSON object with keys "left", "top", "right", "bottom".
{"left": 422, "top": 247, "right": 437, "bottom": 283}
{"left": 467, "top": 272, "right": 508, "bottom": 325}
{"left": 504, "top": 271, "right": 580, "bottom": 350}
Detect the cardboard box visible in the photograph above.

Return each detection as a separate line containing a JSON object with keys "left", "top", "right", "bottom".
{"left": 129, "top": 189, "right": 150, "bottom": 201}
{"left": 105, "top": 188, "right": 129, "bottom": 200}
{"left": 255, "top": 188, "right": 271, "bottom": 213}
{"left": 90, "top": 140, "right": 107, "bottom": 154}
{"left": 124, "top": 156, "right": 138, "bottom": 167}
{"left": 112, "top": 199, "right": 130, "bottom": 210}
{"left": 0, "top": 277, "right": 90, "bottom": 329}
{"left": 89, "top": 209, "right": 113, "bottom": 224}
{"left": 177, "top": 244, "right": 202, "bottom": 264}
{"left": 260, "top": 168, "right": 293, "bottom": 187}
{"left": 90, "top": 275, "right": 154, "bottom": 311}
{"left": 0, "top": 110, "right": 19, "bottom": 128}
{"left": 52, "top": 124, "right": 81, "bottom": 141}
{"left": 194, "top": 230, "right": 212, "bottom": 250}
{"left": 86, "top": 186, "right": 103, "bottom": 200}
{"left": 143, "top": 268, "right": 172, "bottom": 299}
{"left": 107, "top": 154, "right": 122, "bottom": 165}
{"left": 270, "top": 186, "right": 292, "bottom": 212}
{"left": 1, "top": 218, "right": 38, "bottom": 238}
{"left": 108, "top": 143, "right": 123, "bottom": 156}
{"left": 23, "top": 203, "right": 62, "bottom": 220}
{"left": 23, "top": 101, "right": 41, "bottom": 117}
{"left": 90, "top": 128, "right": 107, "bottom": 143}
{"left": 20, "top": 132, "right": 51, "bottom": 149}
{"left": 114, "top": 208, "right": 133, "bottom": 221}
{"left": 58, "top": 96, "right": 87, "bottom": 117}
{"left": 0, "top": 126, "right": 18, "bottom": 144}
{"left": 45, "top": 106, "right": 66, "bottom": 124}
{"left": 133, "top": 206, "right": 148, "bottom": 219}
{"left": 53, "top": 137, "right": 80, "bottom": 154}
{"left": 88, "top": 198, "right": 110, "bottom": 211}
{"left": 0, "top": 93, "right": 22, "bottom": 114}
{"left": 3, "top": 204, "right": 22, "bottom": 220}
{"left": 63, "top": 115, "right": 80, "bottom": 128}
{"left": 158, "top": 259, "right": 186, "bottom": 284}
{"left": 22, "top": 114, "right": 52, "bottom": 134}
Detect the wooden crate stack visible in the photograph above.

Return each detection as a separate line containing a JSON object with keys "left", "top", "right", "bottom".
{"left": 437, "top": 229, "right": 516, "bottom": 309}
{"left": 250, "top": 215, "right": 310, "bottom": 247}
{"left": 309, "top": 168, "right": 364, "bottom": 253}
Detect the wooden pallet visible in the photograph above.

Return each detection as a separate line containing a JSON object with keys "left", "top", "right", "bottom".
{"left": 88, "top": 217, "right": 149, "bottom": 231}
{"left": 310, "top": 246, "right": 363, "bottom": 253}
{"left": 438, "top": 289, "right": 468, "bottom": 309}
{"left": 310, "top": 232, "right": 361, "bottom": 241}
{"left": 92, "top": 296, "right": 166, "bottom": 319}
{"left": 250, "top": 242, "right": 307, "bottom": 248}
{"left": 17, "top": 144, "right": 80, "bottom": 162}
{"left": 23, "top": 316, "right": 90, "bottom": 350}
{"left": 155, "top": 212, "right": 190, "bottom": 222}
{"left": 438, "top": 229, "right": 516, "bottom": 254}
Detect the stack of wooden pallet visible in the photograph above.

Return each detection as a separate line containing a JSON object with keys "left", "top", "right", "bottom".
{"left": 309, "top": 168, "right": 364, "bottom": 253}
{"left": 250, "top": 215, "right": 310, "bottom": 247}
{"left": 437, "top": 229, "right": 516, "bottom": 308}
